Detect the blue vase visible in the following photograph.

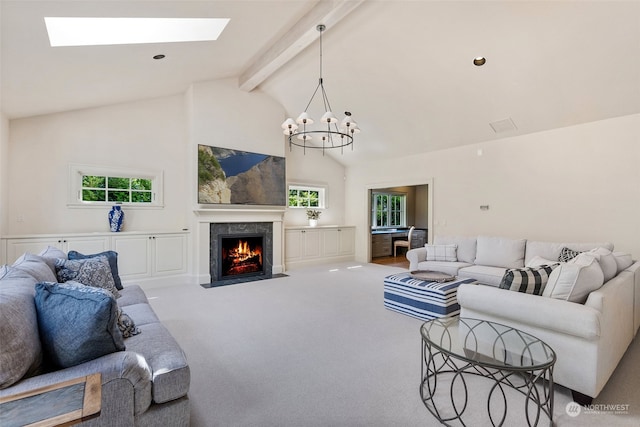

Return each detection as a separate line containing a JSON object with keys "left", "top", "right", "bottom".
{"left": 109, "top": 205, "right": 124, "bottom": 232}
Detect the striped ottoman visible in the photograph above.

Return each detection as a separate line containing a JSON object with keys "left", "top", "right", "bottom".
{"left": 383, "top": 272, "right": 476, "bottom": 320}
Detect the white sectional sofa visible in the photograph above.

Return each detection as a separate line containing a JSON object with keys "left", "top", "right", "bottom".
{"left": 406, "top": 235, "right": 640, "bottom": 403}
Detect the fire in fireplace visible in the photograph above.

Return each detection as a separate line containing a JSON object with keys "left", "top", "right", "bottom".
{"left": 219, "top": 234, "right": 264, "bottom": 279}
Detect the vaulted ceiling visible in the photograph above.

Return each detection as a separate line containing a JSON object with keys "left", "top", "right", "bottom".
{"left": 2, "top": 1, "right": 639, "bottom": 167}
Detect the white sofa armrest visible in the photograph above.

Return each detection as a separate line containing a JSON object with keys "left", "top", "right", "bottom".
{"left": 406, "top": 247, "right": 427, "bottom": 271}
{"left": 457, "top": 283, "right": 601, "bottom": 339}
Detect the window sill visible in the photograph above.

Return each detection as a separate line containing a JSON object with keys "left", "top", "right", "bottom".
{"left": 67, "top": 203, "right": 164, "bottom": 210}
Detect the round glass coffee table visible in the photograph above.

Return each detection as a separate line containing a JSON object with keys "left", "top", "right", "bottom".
{"left": 420, "top": 317, "right": 555, "bottom": 426}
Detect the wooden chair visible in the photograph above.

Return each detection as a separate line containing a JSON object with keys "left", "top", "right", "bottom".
{"left": 393, "top": 226, "right": 415, "bottom": 257}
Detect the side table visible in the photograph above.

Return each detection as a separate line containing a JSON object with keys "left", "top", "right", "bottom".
{"left": 420, "top": 317, "right": 555, "bottom": 426}
{"left": 0, "top": 373, "right": 101, "bottom": 427}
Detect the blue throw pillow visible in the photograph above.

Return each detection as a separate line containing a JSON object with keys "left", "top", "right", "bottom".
{"left": 34, "top": 281, "right": 125, "bottom": 369}
{"left": 68, "top": 250, "right": 122, "bottom": 290}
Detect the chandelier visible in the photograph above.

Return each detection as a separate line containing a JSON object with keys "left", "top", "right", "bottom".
{"left": 281, "top": 24, "right": 360, "bottom": 155}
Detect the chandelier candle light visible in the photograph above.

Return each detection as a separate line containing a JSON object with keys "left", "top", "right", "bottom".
{"left": 281, "top": 24, "right": 360, "bottom": 155}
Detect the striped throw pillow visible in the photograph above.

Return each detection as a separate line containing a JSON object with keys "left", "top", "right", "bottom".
{"left": 499, "top": 264, "right": 558, "bottom": 295}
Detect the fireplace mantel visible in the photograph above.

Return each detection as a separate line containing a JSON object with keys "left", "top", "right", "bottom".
{"left": 194, "top": 207, "right": 285, "bottom": 284}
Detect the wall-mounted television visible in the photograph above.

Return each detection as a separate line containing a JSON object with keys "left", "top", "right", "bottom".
{"left": 198, "top": 144, "right": 286, "bottom": 206}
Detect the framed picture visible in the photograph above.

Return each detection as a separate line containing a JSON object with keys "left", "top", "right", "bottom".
{"left": 198, "top": 144, "right": 286, "bottom": 206}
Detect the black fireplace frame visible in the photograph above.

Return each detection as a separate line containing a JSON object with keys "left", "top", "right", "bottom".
{"left": 208, "top": 222, "right": 273, "bottom": 287}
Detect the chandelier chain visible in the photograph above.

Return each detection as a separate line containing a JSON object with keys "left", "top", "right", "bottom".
{"left": 280, "top": 23, "right": 360, "bottom": 155}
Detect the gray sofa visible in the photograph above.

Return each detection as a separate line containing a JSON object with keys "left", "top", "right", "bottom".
{"left": 407, "top": 235, "right": 640, "bottom": 402}
{"left": 0, "top": 247, "right": 190, "bottom": 426}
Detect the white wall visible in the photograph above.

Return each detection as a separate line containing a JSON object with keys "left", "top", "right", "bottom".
{"left": 3, "top": 77, "right": 348, "bottom": 281}
{"left": 283, "top": 146, "right": 346, "bottom": 226}
{"left": 186, "top": 78, "right": 346, "bottom": 225}
{"left": 346, "top": 114, "right": 640, "bottom": 261}
{"left": 7, "top": 95, "right": 189, "bottom": 234}
{"left": 0, "top": 112, "right": 9, "bottom": 235}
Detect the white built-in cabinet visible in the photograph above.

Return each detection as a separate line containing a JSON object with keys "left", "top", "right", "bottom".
{"left": 284, "top": 226, "right": 355, "bottom": 269}
{"left": 3, "top": 236, "right": 109, "bottom": 262}
{"left": 1, "top": 231, "right": 188, "bottom": 286}
{"left": 111, "top": 233, "right": 187, "bottom": 279}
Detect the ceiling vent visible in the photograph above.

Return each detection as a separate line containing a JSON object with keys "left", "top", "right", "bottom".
{"left": 489, "top": 118, "right": 517, "bottom": 133}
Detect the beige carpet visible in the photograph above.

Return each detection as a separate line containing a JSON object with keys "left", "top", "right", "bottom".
{"left": 146, "top": 262, "right": 640, "bottom": 426}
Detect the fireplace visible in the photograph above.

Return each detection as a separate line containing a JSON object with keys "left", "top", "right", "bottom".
{"left": 208, "top": 222, "right": 273, "bottom": 286}
{"left": 219, "top": 234, "right": 265, "bottom": 279}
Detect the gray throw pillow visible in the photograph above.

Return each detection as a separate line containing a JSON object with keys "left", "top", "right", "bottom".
{"left": 55, "top": 256, "right": 120, "bottom": 298}
{"left": 68, "top": 250, "right": 123, "bottom": 290}
{"left": 34, "top": 281, "right": 125, "bottom": 369}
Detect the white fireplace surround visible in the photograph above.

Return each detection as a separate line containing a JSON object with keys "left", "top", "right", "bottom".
{"left": 195, "top": 208, "right": 285, "bottom": 284}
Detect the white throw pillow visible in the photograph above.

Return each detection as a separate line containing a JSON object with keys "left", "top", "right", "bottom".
{"left": 424, "top": 244, "right": 457, "bottom": 262}
{"left": 542, "top": 253, "right": 604, "bottom": 303}
{"left": 474, "top": 236, "right": 526, "bottom": 268}
{"left": 433, "top": 236, "right": 476, "bottom": 263}
{"left": 588, "top": 247, "right": 617, "bottom": 282}
{"left": 613, "top": 252, "right": 634, "bottom": 274}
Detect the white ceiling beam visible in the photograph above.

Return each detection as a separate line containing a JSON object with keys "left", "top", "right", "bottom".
{"left": 238, "top": 0, "right": 365, "bottom": 92}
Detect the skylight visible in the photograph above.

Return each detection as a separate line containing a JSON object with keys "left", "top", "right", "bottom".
{"left": 44, "top": 17, "right": 230, "bottom": 47}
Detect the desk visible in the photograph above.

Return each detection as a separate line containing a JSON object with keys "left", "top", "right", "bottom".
{"left": 0, "top": 373, "right": 101, "bottom": 427}
{"left": 371, "top": 228, "right": 427, "bottom": 257}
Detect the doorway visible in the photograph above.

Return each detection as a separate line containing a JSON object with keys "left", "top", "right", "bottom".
{"left": 366, "top": 179, "right": 433, "bottom": 265}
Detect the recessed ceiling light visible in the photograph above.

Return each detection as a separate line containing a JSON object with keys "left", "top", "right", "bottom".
{"left": 153, "top": 54, "right": 166, "bottom": 60}
{"left": 473, "top": 57, "right": 486, "bottom": 66}
{"left": 44, "top": 17, "right": 230, "bottom": 47}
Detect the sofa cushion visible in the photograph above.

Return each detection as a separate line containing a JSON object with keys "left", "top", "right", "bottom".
{"left": 588, "top": 247, "right": 617, "bottom": 282}
{"left": 55, "top": 256, "right": 120, "bottom": 299}
{"left": 35, "top": 281, "right": 125, "bottom": 369}
{"left": 499, "top": 264, "right": 558, "bottom": 295}
{"left": 434, "top": 236, "right": 477, "bottom": 264}
{"left": 613, "top": 252, "right": 634, "bottom": 274}
{"left": 0, "top": 268, "right": 42, "bottom": 389}
{"left": 68, "top": 250, "right": 123, "bottom": 290}
{"left": 525, "top": 255, "right": 557, "bottom": 267}
{"left": 424, "top": 244, "right": 457, "bottom": 262}
{"left": 415, "top": 261, "right": 472, "bottom": 277}
{"left": 524, "top": 240, "right": 614, "bottom": 266}
{"left": 458, "top": 265, "right": 507, "bottom": 287}
{"left": 543, "top": 253, "right": 605, "bottom": 303}
{"left": 11, "top": 253, "right": 57, "bottom": 283}
{"left": 39, "top": 245, "right": 67, "bottom": 261}
{"left": 474, "top": 236, "right": 526, "bottom": 268}
{"left": 117, "top": 284, "right": 149, "bottom": 307}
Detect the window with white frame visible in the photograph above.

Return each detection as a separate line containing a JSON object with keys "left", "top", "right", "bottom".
{"left": 288, "top": 184, "right": 326, "bottom": 209}
{"left": 69, "top": 164, "right": 163, "bottom": 208}
{"left": 372, "top": 192, "right": 406, "bottom": 228}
